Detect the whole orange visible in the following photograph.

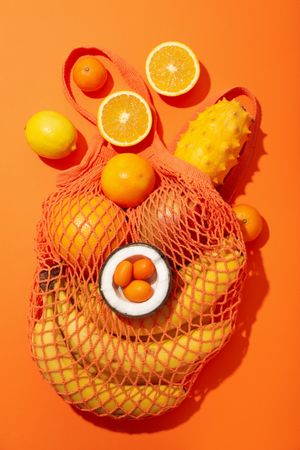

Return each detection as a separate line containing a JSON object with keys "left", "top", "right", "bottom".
{"left": 48, "top": 195, "right": 127, "bottom": 268}
{"left": 72, "top": 57, "right": 107, "bottom": 92}
{"left": 101, "top": 153, "right": 156, "bottom": 208}
{"left": 232, "top": 204, "right": 263, "bottom": 242}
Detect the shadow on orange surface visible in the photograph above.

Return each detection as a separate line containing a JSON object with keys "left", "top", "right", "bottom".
{"left": 39, "top": 130, "right": 88, "bottom": 170}
{"left": 160, "top": 62, "right": 211, "bottom": 108}
{"left": 219, "top": 100, "right": 267, "bottom": 204}
{"left": 81, "top": 70, "right": 115, "bottom": 100}
{"left": 233, "top": 127, "right": 267, "bottom": 201}
{"left": 71, "top": 225, "right": 269, "bottom": 432}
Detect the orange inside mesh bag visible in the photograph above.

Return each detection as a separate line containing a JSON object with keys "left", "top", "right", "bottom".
{"left": 29, "top": 47, "right": 258, "bottom": 419}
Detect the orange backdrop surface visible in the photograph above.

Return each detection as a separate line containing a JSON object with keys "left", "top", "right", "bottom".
{"left": 0, "top": 1, "right": 299, "bottom": 449}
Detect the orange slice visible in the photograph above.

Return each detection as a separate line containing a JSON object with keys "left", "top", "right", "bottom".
{"left": 145, "top": 41, "right": 200, "bottom": 97}
{"left": 97, "top": 91, "right": 152, "bottom": 147}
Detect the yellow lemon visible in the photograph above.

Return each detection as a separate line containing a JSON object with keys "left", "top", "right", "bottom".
{"left": 25, "top": 110, "right": 77, "bottom": 159}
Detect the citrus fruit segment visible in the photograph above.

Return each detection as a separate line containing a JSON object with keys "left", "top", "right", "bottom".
{"left": 24, "top": 110, "right": 77, "bottom": 159}
{"left": 97, "top": 91, "right": 152, "bottom": 147}
{"left": 145, "top": 41, "right": 200, "bottom": 96}
{"left": 72, "top": 56, "right": 107, "bottom": 92}
{"left": 101, "top": 153, "right": 156, "bottom": 208}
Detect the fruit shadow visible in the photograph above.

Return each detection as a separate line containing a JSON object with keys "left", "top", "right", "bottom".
{"left": 39, "top": 130, "right": 88, "bottom": 170}
{"left": 71, "top": 224, "right": 269, "bottom": 432}
{"left": 79, "top": 70, "right": 114, "bottom": 100}
{"left": 160, "top": 61, "right": 211, "bottom": 108}
{"left": 219, "top": 99, "right": 266, "bottom": 203}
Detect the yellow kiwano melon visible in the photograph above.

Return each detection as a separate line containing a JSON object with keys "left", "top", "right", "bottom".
{"left": 175, "top": 99, "right": 251, "bottom": 184}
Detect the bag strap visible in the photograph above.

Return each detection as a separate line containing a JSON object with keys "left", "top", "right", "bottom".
{"left": 169, "top": 86, "right": 259, "bottom": 204}
{"left": 59, "top": 47, "right": 166, "bottom": 188}
{"left": 62, "top": 47, "right": 155, "bottom": 126}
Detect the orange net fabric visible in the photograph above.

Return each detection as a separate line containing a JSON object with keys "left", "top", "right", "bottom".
{"left": 29, "top": 47, "right": 257, "bottom": 419}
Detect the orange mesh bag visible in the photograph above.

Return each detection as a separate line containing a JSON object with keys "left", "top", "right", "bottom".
{"left": 29, "top": 47, "right": 258, "bottom": 419}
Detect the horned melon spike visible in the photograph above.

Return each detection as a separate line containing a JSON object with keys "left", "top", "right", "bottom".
{"left": 175, "top": 98, "right": 252, "bottom": 184}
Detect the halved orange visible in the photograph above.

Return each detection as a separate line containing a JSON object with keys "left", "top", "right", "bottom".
{"left": 97, "top": 91, "right": 152, "bottom": 147}
{"left": 145, "top": 41, "right": 200, "bottom": 97}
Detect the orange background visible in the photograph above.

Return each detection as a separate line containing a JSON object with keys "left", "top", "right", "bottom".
{"left": 1, "top": 1, "right": 299, "bottom": 449}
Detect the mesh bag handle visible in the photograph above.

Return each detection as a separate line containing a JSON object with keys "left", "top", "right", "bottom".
{"left": 57, "top": 46, "right": 165, "bottom": 188}
{"left": 62, "top": 46, "right": 154, "bottom": 124}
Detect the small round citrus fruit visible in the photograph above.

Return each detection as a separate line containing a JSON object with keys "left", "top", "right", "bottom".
{"left": 113, "top": 260, "right": 133, "bottom": 287}
{"left": 72, "top": 56, "right": 108, "bottom": 92}
{"left": 49, "top": 195, "right": 127, "bottom": 267}
{"left": 232, "top": 204, "right": 263, "bottom": 242}
{"left": 123, "top": 280, "right": 153, "bottom": 303}
{"left": 145, "top": 41, "right": 200, "bottom": 96}
{"left": 133, "top": 257, "right": 156, "bottom": 280}
{"left": 101, "top": 153, "right": 156, "bottom": 208}
{"left": 97, "top": 90, "right": 152, "bottom": 147}
{"left": 25, "top": 110, "right": 77, "bottom": 159}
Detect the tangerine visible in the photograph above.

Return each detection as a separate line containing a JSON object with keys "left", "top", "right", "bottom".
{"left": 232, "top": 204, "right": 263, "bottom": 242}
{"left": 73, "top": 57, "right": 107, "bottom": 92}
